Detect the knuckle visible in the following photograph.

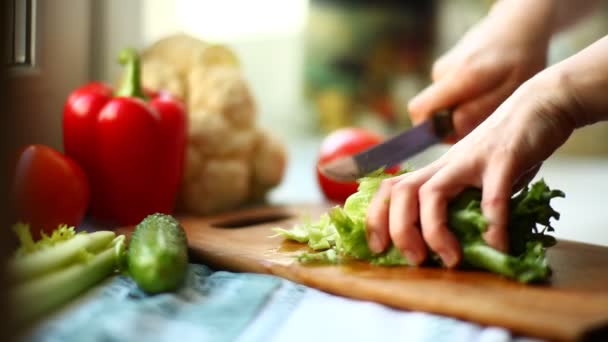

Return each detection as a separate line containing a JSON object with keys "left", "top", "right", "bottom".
{"left": 489, "top": 146, "right": 520, "bottom": 171}
{"left": 418, "top": 182, "right": 440, "bottom": 199}
{"left": 392, "top": 178, "right": 417, "bottom": 194}
{"left": 481, "top": 195, "right": 509, "bottom": 210}
{"left": 493, "top": 145, "right": 517, "bottom": 159}
{"left": 460, "top": 57, "right": 487, "bottom": 78}
{"left": 380, "top": 178, "right": 396, "bottom": 190}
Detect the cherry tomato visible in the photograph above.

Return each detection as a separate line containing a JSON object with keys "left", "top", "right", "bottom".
{"left": 316, "top": 128, "right": 399, "bottom": 203}
{"left": 12, "top": 145, "right": 90, "bottom": 237}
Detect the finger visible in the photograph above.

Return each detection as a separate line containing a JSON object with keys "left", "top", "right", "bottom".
{"left": 451, "top": 80, "right": 520, "bottom": 139}
{"left": 419, "top": 166, "right": 474, "bottom": 267}
{"left": 431, "top": 41, "right": 470, "bottom": 81}
{"left": 431, "top": 55, "right": 453, "bottom": 81}
{"left": 481, "top": 160, "right": 517, "bottom": 253}
{"left": 366, "top": 176, "right": 401, "bottom": 253}
{"left": 388, "top": 165, "right": 442, "bottom": 265}
{"left": 408, "top": 67, "right": 501, "bottom": 126}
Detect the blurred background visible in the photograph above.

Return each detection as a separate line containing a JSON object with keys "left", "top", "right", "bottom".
{"left": 89, "top": 0, "right": 608, "bottom": 141}
{"left": 6, "top": 0, "right": 608, "bottom": 245}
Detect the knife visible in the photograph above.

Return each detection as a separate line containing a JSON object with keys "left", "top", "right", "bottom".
{"left": 319, "top": 109, "right": 454, "bottom": 181}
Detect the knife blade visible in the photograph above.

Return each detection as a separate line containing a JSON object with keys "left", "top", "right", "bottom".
{"left": 319, "top": 109, "right": 454, "bottom": 181}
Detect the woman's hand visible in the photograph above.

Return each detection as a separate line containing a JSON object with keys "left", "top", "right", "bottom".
{"left": 408, "top": 1, "right": 555, "bottom": 140}
{"left": 365, "top": 35, "right": 608, "bottom": 267}
{"left": 366, "top": 70, "right": 577, "bottom": 267}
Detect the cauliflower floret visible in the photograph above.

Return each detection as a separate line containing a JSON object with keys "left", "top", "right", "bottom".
{"left": 179, "top": 157, "right": 250, "bottom": 214}
{"left": 188, "top": 111, "right": 258, "bottom": 158}
{"left": 250, "top": 129, "right": 288, "bottom": 200}
{"left": 141, "top": 59, "right": 186, "bottom": 100}
{"left": 142, "top": 33, "right": 209, "bottom": 78}
{"left": 139, "top": 33, "right": 287, "bottom": 215}
{"left": 183, "top": 145, "right": 204, "bottom": 183}
{"left": 187, "top": 66, "right": 256, "bottom": 129}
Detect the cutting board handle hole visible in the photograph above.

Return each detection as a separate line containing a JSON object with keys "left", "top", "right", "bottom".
{"left": 210, "top": 212, "right": 293, "bottom": 229}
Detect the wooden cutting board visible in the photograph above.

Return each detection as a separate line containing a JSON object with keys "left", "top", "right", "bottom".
{"left": 122, "top": 203, "right": 608, "bottom": 341}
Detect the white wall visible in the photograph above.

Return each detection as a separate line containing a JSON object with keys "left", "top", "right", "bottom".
{"left": 93, "top": 0, "right": 312, "bottom": 137}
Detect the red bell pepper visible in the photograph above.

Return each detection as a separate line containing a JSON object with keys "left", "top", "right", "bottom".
{"left": 63, "top": 48, "right": 187, "bottom": 225}
{"left": 12, "top": 144, "right": 90, "bottom": 237}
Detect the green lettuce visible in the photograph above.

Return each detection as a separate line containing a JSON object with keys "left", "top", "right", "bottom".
{"left": 13, "top": 223, "right": 81, "bottom": 257}
{"left": 273, "top": 171, "right": 564, "bottom": 283}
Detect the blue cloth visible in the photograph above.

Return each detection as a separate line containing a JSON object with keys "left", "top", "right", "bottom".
{"left": 23, "top": 264, "right": 530, "bottom": 342}
{"left": 25, "top": 264, "right": 306, "bottom": 342}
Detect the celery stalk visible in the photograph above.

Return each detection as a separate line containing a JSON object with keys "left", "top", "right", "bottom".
{"left": 13, "top": 236, "right": 125, "bottom": 325}
{"left": 10, "top": 231, "right": 116, "bottom": 282}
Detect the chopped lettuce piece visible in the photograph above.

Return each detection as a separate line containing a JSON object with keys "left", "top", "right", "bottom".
{"left": 273, "top": 213, "right": 338, "bottom": 250}
{"left": 297, "top": 249, "right": 339, "bottom": 264}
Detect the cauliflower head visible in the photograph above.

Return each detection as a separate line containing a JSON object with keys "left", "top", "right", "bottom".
{"left": 138, "top": 33, "right": 287, "bottom": 215}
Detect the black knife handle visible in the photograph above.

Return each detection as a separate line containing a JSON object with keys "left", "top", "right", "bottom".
{"left": 432, "top": 109, "right": 454, "bottom": 138}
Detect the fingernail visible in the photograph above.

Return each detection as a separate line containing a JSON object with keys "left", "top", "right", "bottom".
{"left": 403, "top": 250, "right": 420, "bottom": 266}
{"left": 440, "top": 251, "right": 458, "bottom": 268}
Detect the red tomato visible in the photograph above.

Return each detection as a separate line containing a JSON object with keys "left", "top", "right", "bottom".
{"left": 12, "top": 145, "right": 90, "bottom": 237}
{"left": 316, "top": 128, "right": 399, "bottom": 203}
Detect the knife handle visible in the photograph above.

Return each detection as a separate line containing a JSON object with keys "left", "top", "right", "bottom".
{"left": 432, "top": 109, "right": 454, "bottom": 138}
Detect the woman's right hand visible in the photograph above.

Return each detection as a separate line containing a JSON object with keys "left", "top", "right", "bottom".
{"left": 366, "top": 33, "right": 608, "bottom": 267}
{"left": 408, "top": 0, "right": 555, "bottom": 140}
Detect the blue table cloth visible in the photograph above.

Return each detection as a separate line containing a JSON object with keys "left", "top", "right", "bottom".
{"left": 23, "top": 264, "right": 539, "bottom": 342}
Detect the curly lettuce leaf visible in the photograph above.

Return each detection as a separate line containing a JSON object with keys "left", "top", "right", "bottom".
{"left": 448, "top": 179, "right": 562, "bottom": 282}
{"left": 509, "top": 179, "right": 564, "bottom": 255}
{"left": 332, "top": 171, "right": 396, "bottom": 260}
{"left": 274, "top": 170, "right": 410, "bottom": 265}
{"left": 272, "top": 213, "right": 337, "bottom": 250}
{"left": 13, "top": 223, "right": 82, "bottom": 257}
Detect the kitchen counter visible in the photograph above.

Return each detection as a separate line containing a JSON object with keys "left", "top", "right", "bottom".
{"left": 25, "top": 136, "right": 607, "bottom": 342}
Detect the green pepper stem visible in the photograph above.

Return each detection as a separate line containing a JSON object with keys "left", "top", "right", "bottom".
{"left": 116, "top": 48, "right": 147, "bottom": 100}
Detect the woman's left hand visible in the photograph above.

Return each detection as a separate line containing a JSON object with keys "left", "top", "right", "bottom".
{"left": 365, "top": 71, "right": 576, "bottom": 267}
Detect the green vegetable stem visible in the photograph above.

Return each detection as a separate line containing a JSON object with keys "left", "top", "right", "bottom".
{"left": 116, "top": 47, "right": 147, "bottom": 100}
{"left": 10, "top": 230, "right": 116, "bottom": 282}
{"left": 10, "top": 224, "right": 125, "bottom": 325}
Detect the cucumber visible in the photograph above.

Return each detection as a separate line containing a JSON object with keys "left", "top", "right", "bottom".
{"left": 127, "top": 213, "right": 189, "bottom": 293}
